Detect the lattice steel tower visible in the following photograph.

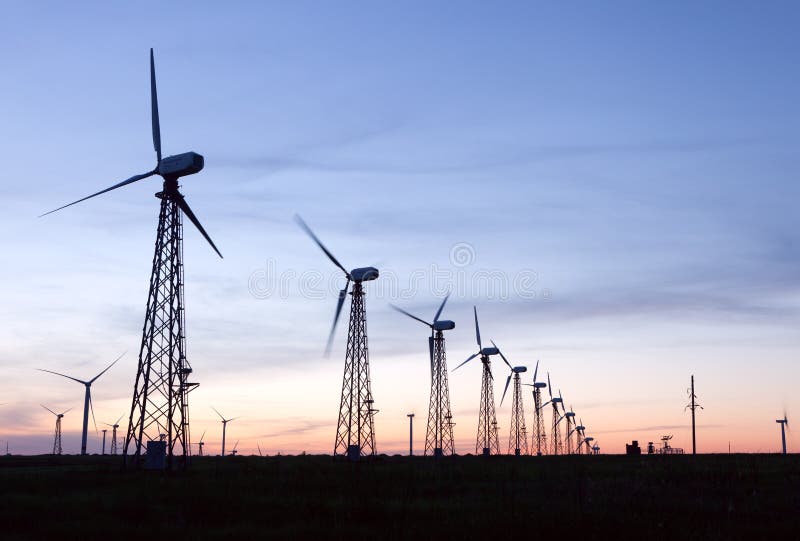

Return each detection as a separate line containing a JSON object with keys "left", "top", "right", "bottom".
{"left": 41, "top": 49, "right": 222, "bottom": 469}
{"left": 454, "top": 307, "right": 500, "bottom": 456}
{"left": 104, "top": 415, "right": 123, "bottom": 456}
{"left": 547, "top": 374, "right": 564, "bottom": 455}
{"left": 391, "top": 295, "right": 456, "bottom": 457}
{"left": 42, "top": 405, "right": 68, "bottom": 455}
{"left": 295, "top": 216, "right": 380, "bottom": 460}
{"left": 564, "top": 402, "right": 576, "bottom": 454}
{"left": 496, "top": 343, "right": 528, "bottom": 456}
{"left": 524, "top": 361, "right": 548, "bottom": 456}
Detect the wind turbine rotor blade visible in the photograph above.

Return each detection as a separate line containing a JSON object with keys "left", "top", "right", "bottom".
{"left": 294, "top": 215, "right": 349, "bottom": 277}
{"left": 37, "top": 368, "right": 86, "bottom": 385}
{"left": 176, "top": 196, "right": 223, "bottom": 258}
{"left": 453, "top": 352, "right": 479, "bottom": 371}
{"left": 199, "top": 429, "right": 207, "bottom": 442}
{"left": 389, "top": 304, "right": 431, "bottom": 327}
{"left": 428, "top": 335, "right": 435, "bottom": 382}
{"left": 490, "top": 340, "right": 512, "bottom": 370}
{"left": 539, "top": 400, "right": 551, "bottom": 411}
{"left": 211, "top": 407, "right": 225, "bottom": 421}
{"left": 547, "top": 372, "right": 552, "bottom": 399}
{"left": 533, "top": 360, "right": 539, "bottom": 382}
{"left": 501, "top": 374, "right": 512, "bottom": 406}
{"left": 325, "top": 280, "right": 350, "bottom": 357}
{"left": 89, "top": 351, "right": 125, "bottom": 384}
{"left": 39, "top": 171, "right": 156, "bottom": 217}
{"left": 62, "top": 408, "right": 73, "bottom": 415}
{"left": 89, "top": 394, "right": 98, "bottom": 434}
{"left": 433, "top": 292, "right": 450, "bottom": 323}
{"left": 41, "top": 404, "right": 58, "bottom": 416}
{"left": 473, "top": 306, "right": 482, "bottom": 349}
{"left": 150, "top": 48, "right": 162, "bottom": 162}
{"left": 114, "top": 414, "right": 124, "bottom": 425}
{"left": 228, "top": 416, "right": 241, "bottom": 423}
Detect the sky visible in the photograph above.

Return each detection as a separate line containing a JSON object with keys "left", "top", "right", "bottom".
{"left": 0, "top": 1, "right": 798, "bottom": 456}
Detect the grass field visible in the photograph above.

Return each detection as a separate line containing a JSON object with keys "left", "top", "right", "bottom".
{"left": 1, "top": 454, "right": 798, "bottom": 540}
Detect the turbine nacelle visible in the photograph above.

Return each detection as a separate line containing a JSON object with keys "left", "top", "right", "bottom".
{"left": 481, "top": 347, "right": 499, "bottom": 357}
{"left": 433, "top": 320, "right": 455, "bottom": 331}
{"left": 576, "top": 425, "right": 585, "bottom": 431}
{"left": 552, "top": 397, "right": 563, "bottom": 403}
{"left": 534, "top": 382, "right": 547, "bottom": 389}
{"left": 157, "top": 152, "right": 204, "bottom": 178}
{"left": 565, "top": 411, "right": 576, "bottom": 418}
{"left": 513, "top": 366, "right": 527, "bottom": 373}
{"left": 350, "top": 267, "right": 379, "bottom": 282}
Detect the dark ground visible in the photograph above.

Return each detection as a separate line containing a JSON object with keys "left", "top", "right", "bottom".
{"left": 1, "top": 454, "right": 798, "bottom": 540}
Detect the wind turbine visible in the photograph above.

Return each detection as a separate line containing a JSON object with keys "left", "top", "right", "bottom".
{"left": 196, "top": 429, "right": 207, "bottom": 457}
{"left": 563, "top": 401, "right": 577, "bottom": 454}
{"left": 495, "top": 342, "right": 528, "bottom": 456}
{"left": 571, "top": 418, "right": 587, "bottom": 455}
{"left": 776, "top": 413, "right": 789, "bottom": 455}
{"left": 453, "top": 307, "right": 500, "bottom": 456}
{"left": 41, "top": 49, "right": 219, "bottom": 468}
{"left": 546, "top": 375, "right": 564, "bottom": 455}
{"left": 390, "top": 294, "right": 456, "bottom": 457}
{"left": 212, "top": 408, "right": 239, "bottom": 457}
{"left": 103, "top": 415, "right": 124, "bottom": 455}
{"left": 582, "top": 436, "right": 595, "bottom": 454}
{"left": 38, "top": 353, "right": 123, "bottom": 455}
{"left": 295, "top": 215, "right": 380, "bottom": 461}
{"left": 41, "top": 405, "right": 71, "bottom": 455}
{"left": 230, "top": 440, "right": 240, "bottom": 456}
{"left": 522, "top": 361, "right": 548, "bottom": 456}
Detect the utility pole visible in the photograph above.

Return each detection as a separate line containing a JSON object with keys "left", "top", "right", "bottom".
{"left": 102, "top": 429, "right": 107, "bottom": 455}
{"left": 407, "top": 413, "right": 415, "bottom": 456}
{"left": 686, "top": 375, "right": 702, "bottom": 455}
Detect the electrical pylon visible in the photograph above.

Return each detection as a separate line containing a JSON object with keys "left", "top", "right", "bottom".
{"left": 495, "top": 342, "right": 528, "bottom": 456}
{"left": 685, "top": 374, "right": 703, "bottom": 455}
{"left": 390, "top": 295, "right": 456, "bottom": 457}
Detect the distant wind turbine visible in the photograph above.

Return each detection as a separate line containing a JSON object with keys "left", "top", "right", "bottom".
{"left": 212, "top": 407, "right": 239, "bottom": 457}
{"left": 37, "top": 352, "right": 124, "bottom": 455}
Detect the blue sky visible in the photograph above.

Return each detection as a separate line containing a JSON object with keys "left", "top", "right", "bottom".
{"left": 0, "top": 1, "right": 798, "bottom": 454}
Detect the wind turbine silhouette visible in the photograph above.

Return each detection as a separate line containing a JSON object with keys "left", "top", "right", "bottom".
{"left": 212, "top": 407, "right": 239, "bottom": 457}
{"left": 37, "top": 352, "right": 124, "bottom": 455}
